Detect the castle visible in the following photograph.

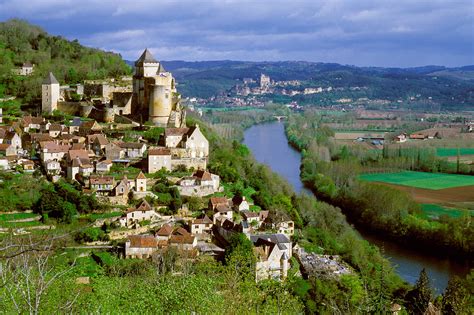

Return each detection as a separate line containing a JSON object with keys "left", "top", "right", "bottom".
{"left": 41, "top": 49, "right": 185, "bottom": 127}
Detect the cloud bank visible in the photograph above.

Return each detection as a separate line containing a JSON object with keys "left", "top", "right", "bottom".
{"left": 0, "top": 0, "right": 472, "bottom": 67}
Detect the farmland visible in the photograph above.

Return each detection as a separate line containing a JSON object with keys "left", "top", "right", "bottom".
{"left": 436, "top": 147, "right": 474, "bottom": 157}
{"left": 359, "top": 171, "right": 474, "bottom": 190}
{"left": 419, "top": 204, "right": 473, "bottom": 220}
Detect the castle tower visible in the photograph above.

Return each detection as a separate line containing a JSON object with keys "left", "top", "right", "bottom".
{"left": 132, "top": 49, "right": 178, "bottom": 127}
{"left": 42, "top": 72, "right": 60, "bottom": 114}
{"left": 135, "top": 171, "right": 147, "bottom": 192}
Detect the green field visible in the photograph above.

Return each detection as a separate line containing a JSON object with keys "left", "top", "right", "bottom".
{"left": 359, "top": 171, "right": 474, "bottom": 190}
{"left": 420, "top": 204, "right": 473, "bottom": 219}
{"left": 436, "top": 148, "right": 474, "bottom": 157}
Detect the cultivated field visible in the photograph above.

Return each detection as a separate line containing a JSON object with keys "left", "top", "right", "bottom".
{"left": 437, "top": 148, "right": 474, "bottom": 157}
{"left": 360, "top": 171, "right": 474, "bottom": 190}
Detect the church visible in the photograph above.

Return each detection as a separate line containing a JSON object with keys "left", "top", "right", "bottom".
{"left": 41, "top": 49, "right": 185, "bottom": 128}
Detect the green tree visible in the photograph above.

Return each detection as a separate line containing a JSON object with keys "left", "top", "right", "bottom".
{"left": 442, "top": 276, "right": 466, "bottom": 314}
{"left": 405, "top": 268, "right": 433, "bottom": 314}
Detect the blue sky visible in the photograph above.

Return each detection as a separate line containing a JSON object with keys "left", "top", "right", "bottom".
{"left": 0, "top": 0, "right": 473, "bottom": 67}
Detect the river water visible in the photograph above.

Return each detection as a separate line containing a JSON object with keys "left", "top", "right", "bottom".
{"left": 243, "top": 121, "right": 471, "bottom": 293}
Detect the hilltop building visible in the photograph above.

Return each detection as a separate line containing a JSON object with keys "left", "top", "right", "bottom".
{"left": 260, "top": 74, "right": 271, "bottom": 88}
{"left": 41, "top": 49, "right": 185, "bottom": 127}
{"left": 132, "top": 49, "right": 185, "bottom": 127}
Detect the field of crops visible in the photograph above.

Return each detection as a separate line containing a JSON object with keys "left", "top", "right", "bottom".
{"left": 359, "top": 171, "right": 474, "bottom": 190}
{"left": 436, "top": 148, "right": 474, "bottom": 157}
{"left": 420, "top": 204, "right": 473, "bottom": 219}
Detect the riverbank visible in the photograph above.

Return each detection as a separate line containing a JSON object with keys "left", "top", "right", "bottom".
{"left": 243, "top": 121, "right": 471, "bottom": 291}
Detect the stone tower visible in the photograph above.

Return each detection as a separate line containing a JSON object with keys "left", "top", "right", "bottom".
{"left": 42, "top": 72, "right": 60, "bottom": 114}
{"left": 132, "top": 49, "right": 181, "bottom": 127}
{"left": 135, "top": 171, "right": 147, "bottom": 192}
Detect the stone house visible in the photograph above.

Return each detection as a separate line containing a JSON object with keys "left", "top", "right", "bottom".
{"left": 67, "top": 150, "right": 93, "bottom": 180}
{"left": 40, "top": 142, "right": 69, "bottom": 164}
{"left": 20, "top": 159, "right": 35, "bottom": 172}
{"left": 262, "top": 211, "right": 295, "bottom": 236}
{"left": 148, "top": 147, "right": 172, "bottom": 173}
{"left": 89, "top": 134, "right": 109, "bottom": 155}
{"left": 241, "top": 210, "right": 261, "bottom": 227}
{"left": 213, "top": 205, "right": 233, "bottom": 224}
{"left": 89, "top": 175, "right": 115, "bottom": 195}
{"left": 48, "top": 124, "right": 64, "bottom": 138}
{"left": 155, "top": 223, "right": 173, "bottom": 241}
{"left": 21, "top": 116, "right": 44, "bottom": 132}
{"left": 119, "top": 142, "right": 147, "bottom": 158}
{"left": 68, "top": 117, "right": 83, "bottom": 134}
{"left": 4, "top": 131, "right": 22, "bottom": 150}
{"left": 114, "top": 176, "right": 131, "bottom": 197}
{"left": 164, "top": 125, "right": 209, "bottom": 159}
{"left": 125, "top": 235, "right": 160, "bottom": 259}
{"left": 169, "top": 227, "right": 197, "bottom": 251}
{"left": 0, "top": 143, "right": 16, "bottom": 156}
{"left": 121, "top": 200, "right": 159, "bottom": 227}
{"left": 190, "top": 215, "right": 213, "bottom": 235}
{"left": 96, "top": 159, "right": 113, "bottom": 173}
{"left": 105, "top": 142, "right": 125, "bottom": 160}
{"left": 251, "top": 234, "right": 291, "bottom": 282}
{"left": 177, "top": 170, "right": 220, "bottom": 197}
{"left": 232, "top": 196, "right": 250, "bottom": 212}
{"left": 16, "top": 62, "right": 34, "bottom": 76}
{"left": 79, "top": 120, "right": 102, "bottom": 136}
{"left": 45, "top": 160, "right": 61, "bottom": 175}
{"left": 209, "top": 197, "right": 233, "bottom": 223}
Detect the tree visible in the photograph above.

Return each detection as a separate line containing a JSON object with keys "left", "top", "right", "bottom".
{"left": 225, "top": 233, "right": 256, "bottom": 284}
{"left": 442, "top": 276, "right": 466, "bottom": 314}
{"left": 405, "top": 268, "right": 433, "bottom": 314}
{"left": 0, "top": 234, "right": 77, "bottom": 313}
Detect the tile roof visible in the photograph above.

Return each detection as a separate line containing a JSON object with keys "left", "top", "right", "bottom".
{"left": 192, "top": 215, "right": 212, "bottom": 225}
{"left": 193, "top": 170, "right": 212, "bottom": 181}
{"left": 148, "top": 147, "right": 171, "bottom": 155}
{"left": 169, "top": 234, "right": 195, "bottom": 245}
{"left": 156, "top": 224, "right": 173, "bottom": 236}
{"left": 90, "top": 175, "right": 114, "bottom": 185}
{"left": 165, "top": 128, "right": 189, "bottom": 137}
{"left": 127, "top": 235, "right": 158, "bottom": 248}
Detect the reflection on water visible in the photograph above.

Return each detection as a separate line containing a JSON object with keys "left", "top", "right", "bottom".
{"left": 243, "top": 121, "right": 471, "bottom": 292}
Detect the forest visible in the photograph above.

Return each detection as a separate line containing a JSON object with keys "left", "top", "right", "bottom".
{"left": 0, "top": 19, "right": 131, "bottom": 105}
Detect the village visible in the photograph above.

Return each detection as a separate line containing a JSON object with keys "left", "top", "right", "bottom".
{"left": 0, "top": 49, "right": 352, "bottom": 283}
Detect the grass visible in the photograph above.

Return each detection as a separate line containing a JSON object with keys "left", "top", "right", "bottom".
{"left": 419, "top": 204, "right": 473, "bottom": 219}
{"left": 436, "top": 148, "right": 474, "bottom": 157}
{"left": 0, "top": 212, "right": 39, "bottom": 221}
{"left": 81, "top": 211, "right": 122, "bottom": 221}
{"left": 0, "top": 220, "right": 42, "bottom": 228}
{"left": 359, "top": 171, "right": 474, "bottom": 190}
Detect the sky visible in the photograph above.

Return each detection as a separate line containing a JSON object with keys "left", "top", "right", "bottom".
{"left": 0, "top": 0, "right": 473, "bottom": 67}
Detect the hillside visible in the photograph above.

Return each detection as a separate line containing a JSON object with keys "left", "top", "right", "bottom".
{"left": 156, "top": 60, "right": 474, "bottom": 110}
{"left": 0, "top": 19, "right": 131, "bottom": 104}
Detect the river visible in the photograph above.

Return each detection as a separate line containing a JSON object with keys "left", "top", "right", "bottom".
{"left": 243, "top": 121, "right": 470, "bottom": 293}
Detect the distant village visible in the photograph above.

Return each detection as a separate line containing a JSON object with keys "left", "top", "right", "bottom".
{"left": 0, "top": 49, "right": 351, "bottom": 282}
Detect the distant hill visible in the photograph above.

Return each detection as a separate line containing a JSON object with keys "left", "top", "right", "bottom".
{"left": 138, "top": 60, "right": 472, "bottom": 110}
{"left": 0, "top": 19, "right": 131, "bottom": 104}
